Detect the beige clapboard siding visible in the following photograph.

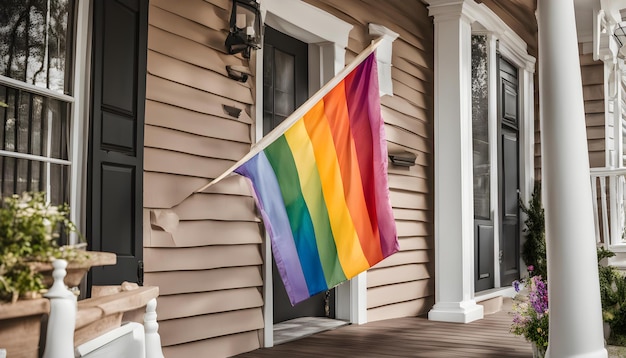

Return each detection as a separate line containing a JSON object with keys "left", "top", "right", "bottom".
{"left": 144, "top": 266, "right": 263, "bottom": 296}
{"left": 145, "top": 124, "right": 250, "bottom": 161}
{"left": 393, "top": 208, "right": 432, "bottom": 223}
{"left": 580, "top": 50, "right": 606, "bottom": 168}
{"left": 396, "top": 220, "right": 430, "bottom": 237}
{"left": 145, "top": 0, "right": 262, "bottom": 355}
{"left": 167, "top": 193, "right": 258, "bottom": 221}
{"left": 367, "top": 264, "right": 431, "bottom": 288}
{"left": 162, "top": 331, "right": 260, "bottom": 358}
{"left": 388, "top": 174, "right": 430, "bottom": 194}
{"left": 302, "top": 0, "right": 434, "bottom": 322}
{"left": 144, "top": 245, "right": 263, "bottom": 272}
{"left": 367, "top": 296, "right": 435, "bottom": 322}
{"left": 146, "top": 74, "right": 249, "bottom": 122}
{"left": 147, "top": 50, "right": 253, "bottom": 104}
{"left": 367, "top": 279, "right": 433, "bottom": 309}
{"left": 145, "top": 100, "right": 250, "bottom": 143}
{"left": 156, "top": 288, "right": 263, "bottom": 320}
{"left": 148, "top": 220, "right": 263, "bottom": 248}
{"left": 159, "top": 308, "right": 264, "bottom": 346}
{"left": 373, "top": 250, "right": 430, "bottom": 269}
{"left": 144, "top": 173, "right": 209, "bottom": 209}
{"left": 399, "top": 236, "right": 432, "bottom": 251}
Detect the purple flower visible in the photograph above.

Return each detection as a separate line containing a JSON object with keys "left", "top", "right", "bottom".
{"left": 527, "top": 265, "right": 534, "bottom": 272}
{"left": 513, "top": 280, "right": 521, "bottom": 292}
{"left": 528, "top": 276, "right": 548, "bottom": 314}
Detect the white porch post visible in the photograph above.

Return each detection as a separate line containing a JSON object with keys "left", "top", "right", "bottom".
{"left": 537, "top": 1, "right": 607, "bottom": 357}
{"left": 427, "top": 1, "right": 483, "bottom": 323}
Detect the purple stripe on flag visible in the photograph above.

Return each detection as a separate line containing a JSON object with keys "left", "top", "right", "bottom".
{"left": 235, "top": 152, "right": 310, "bottom": 304}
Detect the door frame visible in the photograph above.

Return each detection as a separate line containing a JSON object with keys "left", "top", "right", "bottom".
{"left": 427, "top": 0, "right": 536, "bottom": 323}
{"left": 256, "top": 0, "right": 354, "bottom": 347}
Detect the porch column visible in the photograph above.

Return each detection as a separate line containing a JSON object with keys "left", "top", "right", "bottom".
{"left": 537, "top": 1, "right": 607, "bottom": 357}
{"left": 427, "top": 1, "right": 483, "bottom": 323}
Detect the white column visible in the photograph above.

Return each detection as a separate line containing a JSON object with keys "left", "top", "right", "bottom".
{"left": 427, "top": 1, "right": 483, "bottom": 323}
{"left": 537, "top": 1, "right": 607, "bottom": 357}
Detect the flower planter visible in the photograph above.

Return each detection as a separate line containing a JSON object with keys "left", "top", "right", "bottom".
{"left": 532, "top": 342, "right": 546, "bottom": 358}
{"left": 29, "top": 251, "right": 117, "bottom": 288}
{"left": 0, "top": 298, "right": 49, "bottom": 358}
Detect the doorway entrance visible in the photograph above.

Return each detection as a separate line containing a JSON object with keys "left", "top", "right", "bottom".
{"left": 472, "top": 38, "right": 520, "bottom": 291}
{"left": 263, "top": 26, "right": 336, "bottom": 324}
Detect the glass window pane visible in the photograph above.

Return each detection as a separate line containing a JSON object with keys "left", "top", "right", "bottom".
{"left": 0, "top": 84, "right": 68, "bottom": 160}
{"left": 472, "top": 35, "right": 490, "bottom": 220}
{"left": 0, "top": 0, "right": 74, "bottom": 94}
{"left": 274, "top": 49, "right": 295, "bottom": 92}
{"left": 0, "top": 156, "right": 67, "bottom": 205}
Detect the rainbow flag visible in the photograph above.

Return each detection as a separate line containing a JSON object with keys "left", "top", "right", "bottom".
{"left": 234, "top": 53, "right": 398, "bottom": 305}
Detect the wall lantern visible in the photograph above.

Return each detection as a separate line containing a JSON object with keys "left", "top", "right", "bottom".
{"left": 388, "top": 151, "right": 417, "bottom": 167}
{"left": 225, "top": 0, "right": 262, "bottom": 59}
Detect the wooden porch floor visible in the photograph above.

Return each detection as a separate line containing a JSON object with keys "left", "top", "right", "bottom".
{"left": 237, "top": 303, "right": 532, "bottom": 357}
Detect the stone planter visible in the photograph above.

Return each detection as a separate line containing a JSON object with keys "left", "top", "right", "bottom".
{"left": 532, "top": 342, "right": 546, "bottom": 358}
{"left": 0, "top": 298, "right": 49, "bottom": 358}
{"left": 29, "top": 251, "right": 116, "bottom": 288}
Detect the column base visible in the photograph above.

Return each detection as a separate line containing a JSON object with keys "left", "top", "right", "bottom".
{"left": 428, "top": 300, "right": 484, "bottom": 323}
{"left": 546, "top": 347, "right": 607, "bottom": 358}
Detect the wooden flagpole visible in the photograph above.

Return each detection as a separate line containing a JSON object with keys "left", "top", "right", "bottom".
{"left": 194, "top": 37, "right": 384, "bottom": 193}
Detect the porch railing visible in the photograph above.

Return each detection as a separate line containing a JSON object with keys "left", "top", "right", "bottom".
{"left": 590, "top": 167, "right": 626, "bottom": 254}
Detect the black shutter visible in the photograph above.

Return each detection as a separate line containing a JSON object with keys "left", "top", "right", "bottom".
{"left": 88, "top": 0, "right": 147, "bottom": 286}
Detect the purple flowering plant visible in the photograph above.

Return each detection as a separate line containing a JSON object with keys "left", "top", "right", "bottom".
{"left": 511, "top": 266, "right": 549, "bottom": 350}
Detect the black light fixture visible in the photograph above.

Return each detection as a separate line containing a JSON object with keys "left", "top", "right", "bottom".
{"left": 388, "top": 151, "right": 417, "bottom": 167}
{"left": 225, "top": 0, "right": 262, "bottom": 59}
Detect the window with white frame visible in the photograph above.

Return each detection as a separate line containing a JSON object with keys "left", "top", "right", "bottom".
{"left": 0, "top": 0, "right": 75, "bottom": 206}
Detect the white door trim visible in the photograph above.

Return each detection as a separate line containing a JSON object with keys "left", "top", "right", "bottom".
{"left": 256, "top": 0, "right": 354, "bottom": 347}
{"left": 425, "top": 0, "right": 535, "bottom": 323}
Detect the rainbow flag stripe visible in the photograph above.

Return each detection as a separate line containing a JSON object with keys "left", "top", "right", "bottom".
{"left": 235, "top": 54, "right": 398, "bottom": 305}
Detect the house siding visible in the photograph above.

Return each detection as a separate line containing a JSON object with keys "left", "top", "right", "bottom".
{"left": 142, "top": 0, "right": 434, "bottom": 356}
{"left": 303, "top": 0, "right": 435, "bottom": 322}
{"left": 143, "top": 0, "right": 263, "bottom": 356}
{"left": 579, "top": 49, "right": 606, "bottom": 168}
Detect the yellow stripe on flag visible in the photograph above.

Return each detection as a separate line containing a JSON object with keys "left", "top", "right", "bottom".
{"left": 302, "top": 101, "right": 370, "bottom": 278}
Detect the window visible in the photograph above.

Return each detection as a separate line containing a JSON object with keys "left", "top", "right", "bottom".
{"left": 0, "top": 0, "right": 75, "bottom": 206}
{"left": 472, "top": 34, "right": 490, "bottom": 220}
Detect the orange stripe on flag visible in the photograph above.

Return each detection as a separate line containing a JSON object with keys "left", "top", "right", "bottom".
{"left": 323, "top": 82, "right": 383, "bottom": 265}
{"left": 302, "top": 101, "right": 370, "bottom": 278}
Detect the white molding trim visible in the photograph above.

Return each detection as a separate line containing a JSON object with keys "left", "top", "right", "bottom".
{"left": 70, "top": 0, "right": 92, "bottom": 243}
{"left": 257, "top": 0, "right": 356, "bottom": 347}
{"left": 368, "top": 24, "right": 399, "bottom": 97}
{"left": 427, "top": 0, "right": 484, "bottom": 324}
{"left": 426, "top": 0, "right": 536, "bottom": 323}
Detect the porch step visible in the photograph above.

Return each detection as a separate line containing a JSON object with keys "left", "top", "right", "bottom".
{"left": 477, "top": 296, "right": 503, "bottom": 315}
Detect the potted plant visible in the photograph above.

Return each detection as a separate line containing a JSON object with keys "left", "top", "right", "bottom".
{"left": 520, "top": 181, "right": 547, "bottom": 280}
{"left": 0, "top": 192, "right": 94, "bottom": 303}
{"left": 511, "top": 266, "right": 549, "bottom": 357}
{"left": 597, "top": 246, "right": 626, "bottom": 345}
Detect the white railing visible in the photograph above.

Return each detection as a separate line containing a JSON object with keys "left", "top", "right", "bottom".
{"left": 590, "top": 167, "right": 626, "bottom": 251}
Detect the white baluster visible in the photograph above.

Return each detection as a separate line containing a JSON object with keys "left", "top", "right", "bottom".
{"left": 144, "top": 298, "right": 164, "bottom": 358}
{"left": 43, "top": 259, "right": 76, "bottom": 358}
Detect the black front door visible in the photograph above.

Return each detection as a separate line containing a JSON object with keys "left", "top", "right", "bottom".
{"left": 88, "top": 0, "right": 148, "bottom": 287}
{"left": 263, "top": 26, "right": 335, "bottom": 323}
{"left": 498, "top": 57, "right": 520, "bottom": 286}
